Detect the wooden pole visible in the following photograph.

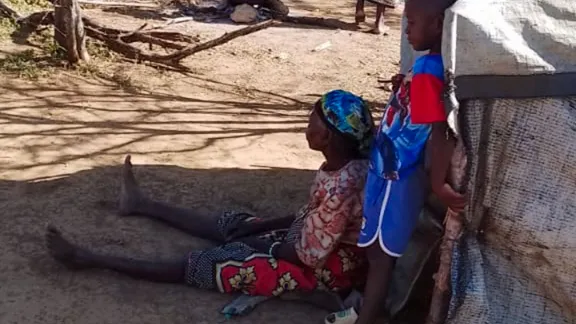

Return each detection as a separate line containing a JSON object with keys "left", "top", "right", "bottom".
{"left": 54, "top": 0, "right": 90, "bottom": 64}
{"left": 425, "top": 137, "right": 467, "bottom": 324}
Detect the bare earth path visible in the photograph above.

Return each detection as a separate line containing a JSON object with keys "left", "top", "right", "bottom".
{"left": 0, "top": 1, "right": 403, "bottom": 323}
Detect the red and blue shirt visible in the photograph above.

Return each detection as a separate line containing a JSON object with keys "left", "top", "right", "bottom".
{"left": 358, "top": 53, "right": 447, "bottom": 256}
{"left": 370, "top": 53, "right": 446, "bottom": 180}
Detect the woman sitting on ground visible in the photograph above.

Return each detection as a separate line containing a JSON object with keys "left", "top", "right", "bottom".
{"left": 46, "top": 90, "right": 375, "bottom": 297}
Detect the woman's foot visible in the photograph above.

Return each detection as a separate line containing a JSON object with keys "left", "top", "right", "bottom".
{"left": 46, "top": 226, "right": 91, "bottom": 269}
{"left": 119, "top": 155, "right": 145, "bottom": 216}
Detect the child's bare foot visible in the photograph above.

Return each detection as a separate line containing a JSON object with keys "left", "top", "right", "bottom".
{"left": 46, "top": 226, "right": 90, "bottom": 269}
{"left": 119, "top": 155, "right": 144, "bottom": 216}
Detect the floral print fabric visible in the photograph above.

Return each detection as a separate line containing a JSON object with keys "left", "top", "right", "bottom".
{"left": 214, "top": 245, "right": 365, "bottom": 296}
{"left": 295, "top": 160, "right": 367, "bottom": 268}
{"left": 185, "top": 160, "right": 368, "bottom": 296}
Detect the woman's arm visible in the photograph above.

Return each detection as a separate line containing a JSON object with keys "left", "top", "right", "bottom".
{"left": 255, "top": 215, "right": 296, "bottom": 232}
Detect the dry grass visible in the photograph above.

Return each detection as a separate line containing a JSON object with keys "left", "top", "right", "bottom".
{"left": 0, "top": 23, "right": 169, "bottom": 91}
{"left": 0, "top": 0, "right": 173, "bottom": 91}
{"left": 0, "top": 0, "right": 51, "bottom": 38}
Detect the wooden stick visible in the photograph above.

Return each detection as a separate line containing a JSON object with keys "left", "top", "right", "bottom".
{"left": 425, "top": 209, "right": 462, "bottom": 324}
{"left": 156, "top": 19, "right": 277, "bottom": 63}
{"left": 282, "top": 15, "right": 358, "bottom": 31}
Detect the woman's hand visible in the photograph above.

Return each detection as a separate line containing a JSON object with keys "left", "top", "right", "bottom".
{"left": 239, "top": 237, "right": 273, "bottom": 254}
{"left": 225, "top": 215, "right": 295, "bottom": 242}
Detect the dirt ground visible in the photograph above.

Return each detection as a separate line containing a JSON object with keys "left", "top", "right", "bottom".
{"left": 0, "top": 1, "right": 405, "bottom": 323}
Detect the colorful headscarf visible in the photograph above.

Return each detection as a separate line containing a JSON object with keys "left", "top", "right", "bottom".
{"left": 318, "top": 90, "right": 374, "bottom": 156}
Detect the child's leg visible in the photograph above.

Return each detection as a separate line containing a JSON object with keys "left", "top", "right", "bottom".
{"left": 119, "top": 156, "right": 223, "bottom": 242}
{"left": 372, "top": 4, "right": 387, "bottom": 34}
{"left": 358, "top": 168, "right": 429, "bottom": 322}
{"left": 46, "top": 227, "right": 185, "bottom": 283}
{"left": 354, "top": 244, "right": 396, "bottom": 324}
{"left": 355, "top": 0, "right": 366, "bottom": 23}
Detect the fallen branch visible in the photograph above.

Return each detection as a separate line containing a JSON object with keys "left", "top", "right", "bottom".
{"left": 159, "top": 19, "right": 276, "bottom": 63}
{"left": 13, "top": 4, "right": 276, "bottom": 67}
{"left": 86, "top": 18, "right": 277, "bottom": 65}
{"left": 82, "top": 17, "right": 193, "bottom": 50}
{"left": 282, "top": 15, "right": 358, "bottom": 31}
{"left": 77, "top": 0, "right": 158, "bottom": 8}
{"left": 18, "top": 11, "right": 54, "bottom": 26}
{"left": 17, "top": 10, "right": 199, "bottom": 50}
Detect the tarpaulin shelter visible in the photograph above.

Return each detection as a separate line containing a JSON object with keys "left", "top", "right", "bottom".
{"left": 431, "top": 1, "right": 576, "bottom": 323}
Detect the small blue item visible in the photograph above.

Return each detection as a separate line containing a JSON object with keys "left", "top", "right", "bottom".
{"left": 220, "top": 295, "right": 272, "bottom": 317}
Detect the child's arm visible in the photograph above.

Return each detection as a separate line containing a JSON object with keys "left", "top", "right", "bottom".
{"left": 428, "top": 122, "right": 466, "bottom": 212}
{"left": 409, "top": 55, "right": 467, "bottom": 212}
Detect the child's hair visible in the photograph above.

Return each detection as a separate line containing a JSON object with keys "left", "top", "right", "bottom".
{"left": 407, "top": 0, "right": 458, "bottom": 15}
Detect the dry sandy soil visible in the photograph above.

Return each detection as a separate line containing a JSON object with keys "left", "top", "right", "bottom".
{"left": 0, "top": 1, "right": 405, "bottom": 323}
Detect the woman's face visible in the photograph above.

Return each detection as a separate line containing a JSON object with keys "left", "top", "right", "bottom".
{"left": 306, "top": 107, "right": 329, "bottom": 151}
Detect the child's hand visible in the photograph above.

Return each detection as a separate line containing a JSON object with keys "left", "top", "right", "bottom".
{"left": 434, "top": 183, "right": 467, "bottom": 213}
{"left": 391, "top": 74, "right": 405, "bottom": 93}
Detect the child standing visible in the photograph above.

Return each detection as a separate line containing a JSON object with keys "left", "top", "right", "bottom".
{"left": 354, "top": 0, "right": 466, "bottom": 323}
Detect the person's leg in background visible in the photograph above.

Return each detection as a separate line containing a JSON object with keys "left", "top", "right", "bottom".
{"left": 355, "top": 0, "right": 366, "bottom": 23}
{"left": 372, "top": 4, "right": 387, "bottom": 35}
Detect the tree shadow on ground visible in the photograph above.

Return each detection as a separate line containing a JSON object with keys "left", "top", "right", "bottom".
{"left": 0, "top": 163, "right": 325, "bottom": 324}
{"left": 0, "top": 159, "right": 443, "bottom": 324}
{"left": 0, "top": 76, "right": 311, "bottom": 174}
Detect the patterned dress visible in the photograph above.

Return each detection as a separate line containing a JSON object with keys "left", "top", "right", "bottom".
{"left": 185, "top": 160, "right": 368, "bottom": 296}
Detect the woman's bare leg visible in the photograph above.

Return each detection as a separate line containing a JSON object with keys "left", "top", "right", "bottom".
{"left": 119, "top": 156, "right": 224, "bottom": 243}
{"left": 47, "top": 226, "right": 185, "bottom": 283}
